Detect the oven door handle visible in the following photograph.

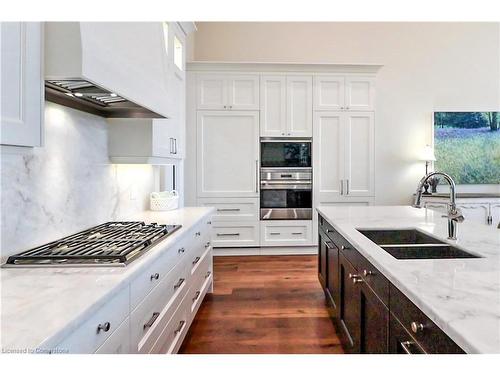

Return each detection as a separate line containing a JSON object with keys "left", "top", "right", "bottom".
{"left": 260, "top": 182, "right": 312, "bottom": 190}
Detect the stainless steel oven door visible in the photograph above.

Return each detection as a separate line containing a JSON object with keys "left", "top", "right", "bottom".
{"left": 260, "top": 185, "right": 312, "bottom": 220}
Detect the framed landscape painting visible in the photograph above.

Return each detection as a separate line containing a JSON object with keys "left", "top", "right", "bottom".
{"left": 433, "top": 112, "right": 500, "bottom": 184}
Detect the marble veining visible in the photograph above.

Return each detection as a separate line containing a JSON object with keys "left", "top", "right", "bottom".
{"left": 1, "top": 102, "right": 156, "bottom": 261}
{"left": 316, "top": 205, "right": 500, "bottom": 354}
{"left": 0, "top": 207, "right": 214, "bottom": 352}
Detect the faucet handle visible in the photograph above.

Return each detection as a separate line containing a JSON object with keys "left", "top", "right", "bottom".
{"left": 442, "top": 208, "right": 465, "bottom": 222}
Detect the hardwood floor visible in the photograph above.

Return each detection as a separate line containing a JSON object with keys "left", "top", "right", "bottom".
{"left": 179, "top": 255, "right": 343, "bottom": 354}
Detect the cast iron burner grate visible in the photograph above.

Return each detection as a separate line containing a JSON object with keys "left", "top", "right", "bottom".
{"left": 4, "top": 222, "right": 181, "bottom": 267}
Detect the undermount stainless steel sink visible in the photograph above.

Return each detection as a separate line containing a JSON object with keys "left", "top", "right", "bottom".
{"left": 357, "top": 229, "right": 481, "bottom": 260}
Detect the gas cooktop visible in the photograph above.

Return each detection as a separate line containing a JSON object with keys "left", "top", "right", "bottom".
{"left": 3, "top": 221, "right": 181, "bottom": 267}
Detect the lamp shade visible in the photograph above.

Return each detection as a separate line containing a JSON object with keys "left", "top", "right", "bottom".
{"left": 420, "top": 145, "right": 436, "bottom": 161}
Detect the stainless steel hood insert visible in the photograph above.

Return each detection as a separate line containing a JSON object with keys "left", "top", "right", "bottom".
{"left": 45, "top": 79, "right": 165, "bottom": 118}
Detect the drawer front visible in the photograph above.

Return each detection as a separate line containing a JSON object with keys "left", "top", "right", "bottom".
{"left": 356, "top": 254, "right": 389, "bottom": 306}
{"left": 389, "top": 314, "right": 426, "bottom": 354}
{"left": 152, "top": 290, "right": 191, "bottom": 354}
{"left": 132, "top": 259, "right": 190, "bottom": 353}
{"left": 319, "top": 215, "right": 336, "bottom": 240}
{"left": 260, "top": 221, "right": 313, "bottom": 246}
{"left": 212, "top": 222, "right": 259, "bottom": 247}
{"left": 198, "top": 197, "right": 259, "bottom": 222}
{"left": 189, "top": 263, "right": 213, "bottom": 316}
{"left": 94, "top": 317, "right": 130, "bottom": 354}
{"left": 130, "top": 237, "right": 187, "bottom": 309}
{"left": 389, "top": 285, "right": 465, "bottom": 354}
{"left": 58, "top": 286, "right": 129, "bottom": 353}
{"left": 187, "top": 222, "right": 211, "bottom": 263}
{"left": 191, "top": 244, "right": 212, "bottom": 277}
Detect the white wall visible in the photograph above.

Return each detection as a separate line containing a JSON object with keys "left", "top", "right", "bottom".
{"left": 188, "top": 22, "right": 500, "bottom": 204}
{"left": 0, "top": 102, "right": 158, "bottom": 259}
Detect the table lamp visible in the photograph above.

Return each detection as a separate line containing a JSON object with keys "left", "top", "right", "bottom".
{"left": 420, "top": 145, "right": 436, "bottom": 195}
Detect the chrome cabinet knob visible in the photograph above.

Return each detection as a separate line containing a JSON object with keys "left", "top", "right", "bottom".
{"left": 348, "top": 273, "right": 358, "bottom": 279}
{"left": 178, "top": 247, "right": 185, "bottom": 254}
{"left": 223, "top": 105, "right": 227, "bottom": 109}
{"left": 411, "top": 322, "right": 424, "bottom": 333}
{"left": 97, "top": 322, "right": 111, "bottom": 333}
{"left": 195, "top": 231, "right": 201, "bottom": 236}
{"left": 363, "top": 269, "right": 374, "bottom": 277}
{"left": 205, "top": 241, "right": 211, "bottom": 248}
{"left": 150, "top": 272, "right": 160, "bottom": 281}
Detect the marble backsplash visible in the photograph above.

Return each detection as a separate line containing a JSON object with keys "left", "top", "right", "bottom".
{"left": 1, "top": 102, "right": 158, "bottom": 259}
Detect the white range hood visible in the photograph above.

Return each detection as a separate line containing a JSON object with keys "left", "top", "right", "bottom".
{"left": 44, "top": 22, "right": 172, "bottom": 118}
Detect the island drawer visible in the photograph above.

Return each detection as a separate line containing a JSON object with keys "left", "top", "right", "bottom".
{"left": 389, "top": 285, "right": 465, "bottom": 354}
{"left": 356, "top": 253, "right": 389, "bottom": 306}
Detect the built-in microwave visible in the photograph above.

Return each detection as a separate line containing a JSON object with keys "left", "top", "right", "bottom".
{"left": 260, "top": 138, "right": 312, "bottom": 168}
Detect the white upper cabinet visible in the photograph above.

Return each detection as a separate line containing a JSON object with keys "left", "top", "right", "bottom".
{"left": 260, "top": 74, "right": 312, "bottom": 137}
{"left": 314, "top": 75, "right": 375, "bottom": 111}
{"left": 314, "top": 111, "right": 374, "bottom": 201}
{"left": 343, "top": 112, "right": 375, "bottom": 196}
{"left": 196, "top": 74, "right": 259, "bottom": 110}
{"left": 314, "top": 75, "right": 345, "bottom": 111}
{"left": 1, "top": 22, "right": 43, "bottom": 147}
{"left": 345, "top": 76, "right": 375, "bottom": 111}
{"left": 197, "top": 111, "right": 259, "bottom": 197}
{"left": 260, "top": 75, "right": 286, "bottom": 137}
{"left": 287, "top": 75, "right": 313, "bottom": 137}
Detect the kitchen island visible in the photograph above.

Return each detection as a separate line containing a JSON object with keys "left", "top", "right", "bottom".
{"left": 316, "top": 205, "right": 500, "bottom": 354}
{"left": 1, "top": 207, "right": 215, "bottom": 354}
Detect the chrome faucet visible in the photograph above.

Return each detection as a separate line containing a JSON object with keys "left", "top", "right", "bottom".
{"left": 413, "top": 172, "right": 464, "bottom": 240}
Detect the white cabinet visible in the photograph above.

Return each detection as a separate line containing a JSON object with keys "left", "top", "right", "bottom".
{"left": 260, "top": 220, "right": 313, "bottom": 247}
{"left": 1, "top": 22, "right": 43, "bottom": 147}
{"left": 313, "top": 75, "right": 375, "bottom": 111}
{"left": 260, "top": 74, "right": 312, "bottom": 137}
{"left": 197, "top": 74, "right": 259, "bottom": 110}
{"left": 211, "top": 222, "right": 260, "bottom": 248}
{"left": 314, "top": 111, "right": 375, "bottom": 202}
{"left": 197, "top": 197, "right": 259, "bottom": 222}
{"left": 491, "top": 203, "right": 500, "bottom": 227}
{"left": 196, "top": 111, "right": 259, "bottom": 198}
{"left": 260, "top": 75, "right": 286, "bottom": 137}
{"left": 343, "top": 112, "right": 375, "bottom": 197}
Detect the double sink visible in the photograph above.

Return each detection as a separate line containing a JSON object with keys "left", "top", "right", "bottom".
{"left": 357, "top": 229, "right": 480, "bottom": 260}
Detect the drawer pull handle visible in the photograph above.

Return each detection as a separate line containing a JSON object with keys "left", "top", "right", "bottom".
{"left": 174, "top": 320, "right": 186, "bottom": 335}
{"left": 178, "top": 247, "right": 185, "bottom": 254}
{"left": 96, "top": 322, "right": 111, "bottom": 334}
{"left": 324, "top": 241, "right": 334, "bottom": 249}
{"left": 411, "top": 322, "right": 425, "bottom": 333}
{"left": 173, "top": 278, "right": 185, "bottom": 290}
{"left": 270, "top": 232, "right": 281, "bottom": 235}
{"left": 205, "top": 271, "right": 211, "bottom": 279}
{"left": 143, "top": 312, "right": 160, "bottom": 331}
{"left": 292, "top": 232, "right": 303, "bottom": 235}
{"left": 217, "top": 233, "right": 240, "bottom": 237}
{"left": 192, "top": 256, "right": 201, "bottom": 265}
{"left": 400, "top": 341, "right": 415, "bottom": 354}
{"left": 341, "top": 245, "right": 349, "bottom": 250}
{"left": 207, "top": 221, "right": 212, "bottom": 225}
{"left": 205, "top": 241, "right": 211, "bottom": 248}
{"left": 363, "top": 269, "right": 375, "bottom": 277}
{"left": 192, "top": 291, "right": 201, "bottom": 302}
{"left": 326, "top": 229, "right": 333, "bottom": 233}
{"left": 217, "top": 208, "right": 241, "bottom": 212}
{"left": 195, "top": 231, "right": 201, "bottom": 236}
{"left": 348, "top": 273, "right": 363, "bottom": 284}
{"left": 150, "top": 273, "right": 160, "bottom": 281}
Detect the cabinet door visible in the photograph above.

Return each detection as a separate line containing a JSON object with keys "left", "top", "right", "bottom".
{"left": 457, "top": 204, "right": 489, "bottom": 225}
{"left": 344, "top": 112, "right": 375, "bottom": 197}
{"left": 338, "top": 253, "right": 360, "bottom": 353}
{"left": 389, "top": 314, "right": 426, "bottom": 354}
{"left": 1, "top": 22, "right": 43, "bottom": 147}
{"left": 314, "top": 75, "right": 345, "bottom": 111}
{"left": 345, "top": 76, "right": 375, "bottom": 111}
{"left": 318, "top": 231, "right": 328, "bottom": 289}
{"left": 197, "top": 111, "right": 259, "bottom": 197}
{"left": 286, "top": 75, "right": 312, "bottom": 137}
{"left": 260, "top": 75, "right": 286, "bottom": 137}
{"left": 326, "top": 239, "right": 339, "bottom": 310}
{"left": 196, "top": 74, "right": 227, "bottom": 109}
{"left": 227, "top": 75, "right": 259, "bottom": 110}
{"left": 313, "top": 112, "right": 345, "bottom": 202}
{"left": 359, "top": 283, "right": 389, "bottom": 353}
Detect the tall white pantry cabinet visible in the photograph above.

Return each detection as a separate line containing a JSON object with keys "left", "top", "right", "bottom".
{"left": 185, "top": 63, "right": 381, "bottom": 253}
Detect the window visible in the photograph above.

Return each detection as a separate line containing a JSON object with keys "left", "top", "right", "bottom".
{"left": 174, "top": 35, "right": 183, "bottom": 71}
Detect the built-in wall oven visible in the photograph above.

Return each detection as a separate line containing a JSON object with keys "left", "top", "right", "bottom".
{"left": 260, "top": 139, "right": 312, "bottom": 220}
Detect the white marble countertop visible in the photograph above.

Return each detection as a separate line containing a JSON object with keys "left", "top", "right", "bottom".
{"left": 316, "top": 205, "right": 500, "bottom": 354}
{"left": 0, "top": 206, "right": 214, "bottom": 353}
